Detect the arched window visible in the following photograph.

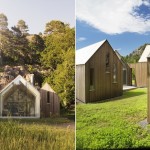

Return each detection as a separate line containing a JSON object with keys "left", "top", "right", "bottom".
{"left": 106, "top": 52, "right": 110, "bottom": 72}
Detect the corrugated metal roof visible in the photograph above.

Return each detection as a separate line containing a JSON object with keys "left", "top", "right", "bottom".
{"left": 139, "top": 45, "right": 150, "bottom": 62}
{"left": 76, "top": 39, "right": 106, "bottom": 65}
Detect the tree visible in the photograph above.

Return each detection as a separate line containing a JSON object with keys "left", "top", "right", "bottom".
{"left": 44, "top": 20, "right": 66, "bottom": 35}
{"left": 41, "top": 21, "right": 75, "bottom": 107}
{"left": 0, "top": 13, "right": 8, "bottom": 30}
{"left": 41, "top": 34, "right": 64, "bottom": 70}
{"left": 52, "top": 48, "right": 75, "bottom": 107}
{"left": 17, "top": 20, "right": 28, "bottom": 35}
{"left": 0, "top": 13, "right": 13, "bottom": 65}
{"left": 28, "top": 34, "right": 45, "bottom": 64}
{"left": 41, "top": 21, "right": 75, "bottom": 70}
{"left": 11, "top": 26, "right": 30, "bottom": 64}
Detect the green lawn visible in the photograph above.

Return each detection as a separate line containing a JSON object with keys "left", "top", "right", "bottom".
{"left": 0, "top": 111, "right": 75, "bottom": 150}
{"left": 76, "top": 88, "right": 150, "bottom": 149}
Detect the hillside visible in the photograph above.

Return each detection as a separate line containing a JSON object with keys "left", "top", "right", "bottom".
{"left": 123, "top": 43, "right": 149, "bottom": 63}
{"left": 0, "top": 13, "right": 75, "bottom": 108}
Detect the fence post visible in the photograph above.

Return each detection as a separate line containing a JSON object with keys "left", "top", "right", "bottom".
{"left": 147, "top": 56, "right": 150, "bottom": 123}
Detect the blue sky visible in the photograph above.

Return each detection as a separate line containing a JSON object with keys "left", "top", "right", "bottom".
{"left": 0, "top": 0, "right": 75, "bottom": 34}
{"left": 76, "top": 0, "right": 150, "bottom": 56}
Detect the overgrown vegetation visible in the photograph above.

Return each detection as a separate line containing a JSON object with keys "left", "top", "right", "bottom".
{"left": 76, "top": 88, "right": 150, "bottom": 149}
{"left": 0, "top": 13, "right": 75, "bottom": 108}
{"left": 0, "top": 118, "right": 75, "bottom": 150}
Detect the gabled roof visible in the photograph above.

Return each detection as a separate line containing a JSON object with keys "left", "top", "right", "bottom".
{"left": 0, "top": 75, "right": 40, "bottom": 97}
{"left": 139, "top": 45, "right": 150, "bottom": 62}
{"left": 76, "top": 39, "right": 106, "bottom": 65}
{"left": 41, "top": 82, "right": 55, "bottom": 93}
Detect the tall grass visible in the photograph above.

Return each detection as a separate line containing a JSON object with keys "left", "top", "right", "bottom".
{"left": 0, "top": 119, "right": 74, "bottom": 150}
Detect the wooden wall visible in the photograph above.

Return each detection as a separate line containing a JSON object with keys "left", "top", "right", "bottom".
{"left": 83, "top": 41, "right": 123, "bottom": 103}
{"left": 115, "top": 51, "right": 132, "bottom": 86}
{"left": 147, "top": 58, "right": 150, "bottom": 123}
{"left": 76, "top": 65, "right": 86, "bottom": 102}
{"left": 40, "top": 89, "right": 60, "bottom": 117}
{"left": 128, "top": 67, "right": 132, "bottom": 86}
{"left": 124, "top": 66, "right": 132, "bottom": 86}
{"left": 129, "top": 62, "right": 147, "bottom": 87}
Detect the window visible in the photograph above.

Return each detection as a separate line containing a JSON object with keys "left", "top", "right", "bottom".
{"left": 90, "top": 68, "right": 94, "bottom": 90}
{"left": 106, "top": 52, "right": 110, "bottom": 72}
{"left": 113, "top": 64, "right": 117, "bottom": 83}
{"left": 2, "top": 88, "right": 35, "bottom": 117}
{"left": 47, "top": 91, "right": 50, "bottom": 103}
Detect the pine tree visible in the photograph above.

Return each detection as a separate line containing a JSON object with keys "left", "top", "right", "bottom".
{"left": 28, "top": 34, "right": 45, "bottom": 64}
{"left": 17, "top": 20, "right": 28, "bottom": 35}
{"left": 0, "top": 13, "right": 13, "bottom": 65}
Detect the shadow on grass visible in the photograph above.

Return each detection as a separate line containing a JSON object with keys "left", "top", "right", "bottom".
{"left": 91, "top": 89, "right": 147, "bottom": 104}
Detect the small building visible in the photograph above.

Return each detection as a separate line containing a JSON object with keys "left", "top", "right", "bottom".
{"left": 129, "top": 45, "right": 150, "bottom": 87}
{"left": 76, "top": 39, "right": 123, "bottom": 103}
{"left": 0, "top": 75, "right": 40, "bottom": 118}
{"left": 40, "top": 83, "right": 60, "bottom": 117}
{"left": 139, "top": 45, "right": 150, "bottom": 63}
{"left": 115, "top": 50, "right": 132, "bottom": 86}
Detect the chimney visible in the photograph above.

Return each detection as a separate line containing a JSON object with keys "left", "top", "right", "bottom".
{"left": 30, "top": 74, "right": 34, "bottom": 85}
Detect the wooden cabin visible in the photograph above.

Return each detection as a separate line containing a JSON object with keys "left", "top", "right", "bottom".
{"left": 40, "top": 83, "right": 60, "bottom": 117}
{"left": 0, "top": 75, "right": 60, "bottom": 118}
{"left": 76, "top": 40, "right": 123, "bottom": 103}
{"left": 115, "top": 50, "right": 132, "bottom": 86}
{"left": 129, "top": 45, "right": 150, "bottom": 87}
{"left": 0, "top": 75, "right": 40, "bottom": 118}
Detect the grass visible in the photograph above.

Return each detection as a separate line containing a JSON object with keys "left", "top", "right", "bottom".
{"left": 76, "top": 88, "right": 150, "bottom": 149}
{"left": 0, "top": 110, "right": 75, "bottom": 150}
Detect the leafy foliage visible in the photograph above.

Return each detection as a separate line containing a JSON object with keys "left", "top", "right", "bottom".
{"left": 28, "top": 34, "right": 45, "bottom": 64}
{"left": 0, "top": 13, "right": 8, "bottom": 30}
{"left": 123, "top": 44, "right": 148, "bottom": 63}
{"left": 17, "top": 20, "right": 29, "bottom": 35}
{"left": 11, "top": 26, "right": 30, "bottom": 64}
{"left": 0, "top": 14, "right": 75, "bottom": 108}
{"left": 52, "top": 49, "right": 75, "bottom": 107}
{"left": 41, "top": 21, "right": 75, "bottom": 107}
{"left": 44, "top": 20, "right": 66, "bottom": 34}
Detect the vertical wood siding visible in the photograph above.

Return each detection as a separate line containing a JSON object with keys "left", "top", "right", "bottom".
{"left": 76, "top": 65, "right": 86, "bottom": 102}
{"left": 79, "top": 41, "right": 123, "bottom": 103}
{"left": 130, "top": 62, "right": 147, "bottom": 87}
{"left": 40, "top": 89, "right": 60, "bottom": 117}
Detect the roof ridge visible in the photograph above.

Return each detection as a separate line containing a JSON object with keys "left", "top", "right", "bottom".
{"left": 76, "top": 39, "right": 107, "bottom": 65}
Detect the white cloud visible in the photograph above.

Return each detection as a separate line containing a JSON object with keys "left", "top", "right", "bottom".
{"left": 76, "top": 0, "right": 150, "bottom": 34}
{"left": 77, "top": 37, "right": 87, "bottom": 42}
{"left": 115, "top": 48, "right": 121, "bottom": 51}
